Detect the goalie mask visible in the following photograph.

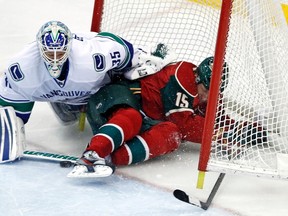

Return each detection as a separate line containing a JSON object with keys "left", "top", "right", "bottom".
{"left": 37, "top": 21, "right": 72, "bottom": 78}
{"left": 195, "top": 56, "right": 229, "bottom": 92}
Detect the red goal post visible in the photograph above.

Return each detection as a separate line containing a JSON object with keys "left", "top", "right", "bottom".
{"left": 91, "top": 0, "right": 104, "bottom": 32}
{"left": 197, "top": 0, "right": 232, "bottom": 188}
{"left": 91, "top": 0, "right": 288, "bottom": 185}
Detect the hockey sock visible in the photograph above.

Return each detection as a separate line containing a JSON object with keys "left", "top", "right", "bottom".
{"left": 86, "top": 107, "right": 142, "bottom": 158}
{"left": 111, "top": 121, "right": 181, "bottom": 165}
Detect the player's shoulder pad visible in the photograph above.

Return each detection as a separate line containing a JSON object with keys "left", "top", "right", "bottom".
{"left": 175, "top": 61, "right": 197, "bottom": 93}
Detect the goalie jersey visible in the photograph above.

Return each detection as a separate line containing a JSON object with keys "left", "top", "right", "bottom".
{"left": 0, "top": 32, "right": 137, "bottom": 123}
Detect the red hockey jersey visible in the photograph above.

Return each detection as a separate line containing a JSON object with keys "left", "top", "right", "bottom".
{"left": 140, "top": 61, "right": 205, "bottom": 143}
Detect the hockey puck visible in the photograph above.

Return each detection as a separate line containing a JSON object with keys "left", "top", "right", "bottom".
{"left": 59, "top": 161, "right": 73, "bottom": 168}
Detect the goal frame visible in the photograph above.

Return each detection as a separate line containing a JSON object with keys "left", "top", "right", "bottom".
{"left": 91, "top": 0, "right": 104, "bottom": 32}
{"left": 198, "top": 0, "right": 232, "bottom": 173}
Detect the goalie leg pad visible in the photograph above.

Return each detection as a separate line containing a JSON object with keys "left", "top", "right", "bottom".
{"left": 0, "top": 106, "right": 26, "bottom": 163}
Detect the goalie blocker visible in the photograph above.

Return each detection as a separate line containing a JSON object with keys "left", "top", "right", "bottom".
{"left": 0, "top": 106, "right": 26, "bottom": 163}
{"left": 124, "top": 43, "right": 177, "bottom": 80}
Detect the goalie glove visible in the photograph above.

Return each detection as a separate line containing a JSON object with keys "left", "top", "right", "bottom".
{"left": 0, "top": 106, "right": 26, "bottom": 163}
{"left": 67, "top": 150, "right": 115, "bottom": 178}
{"left": 212, "top": 121, "right": 267, "bottom": 160}
{"left": 124, "top": 43, "right": 177, "bottom": 80}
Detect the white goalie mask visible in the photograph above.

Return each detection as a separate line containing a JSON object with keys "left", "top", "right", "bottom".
{"left": 37, "top": 21, "right": 72, "bottom": 78}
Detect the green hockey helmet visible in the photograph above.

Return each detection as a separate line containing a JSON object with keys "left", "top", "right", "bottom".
{"left": 195, "top": 56, "right": 228, "bottom": 91}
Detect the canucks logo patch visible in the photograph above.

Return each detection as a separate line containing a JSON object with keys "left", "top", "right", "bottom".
{"left": 8, "top": 63, "right": 24, "bottom": 81}
{"left": 93, "top": 53, "right": 106, "bottom": 72}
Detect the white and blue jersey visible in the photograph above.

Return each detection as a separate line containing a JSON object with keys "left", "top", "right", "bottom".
{"left": 0, "top": 32, "right": 138, "bottom": 123}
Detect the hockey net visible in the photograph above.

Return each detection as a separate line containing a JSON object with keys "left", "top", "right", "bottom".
{"left": 91, "top": 0, "right": 288, "bottom": 180}
{"left": 197, "top": 0, "right": 288, "bottom": 180}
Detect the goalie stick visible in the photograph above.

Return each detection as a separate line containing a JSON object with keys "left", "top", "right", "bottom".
{"left": 173, "top": 173, "right": 225, "bottom": 210}
{"left": 23, "top": 150, "right": 78, "bottom": 167}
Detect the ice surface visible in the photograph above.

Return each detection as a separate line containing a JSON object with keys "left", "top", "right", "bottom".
{"left": 0, "top": 159, "right": 232, "bottom": 216}
{"left": 1, "top": 1, "right": 288, "bottom": 216}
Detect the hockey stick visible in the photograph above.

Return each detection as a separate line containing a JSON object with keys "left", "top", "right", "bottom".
{"left": 173, "top": 173, "right": 225, "bottom": 210}
{"left": 23, "top": 150, "right": 115, "bottom": 177}
{"left": 23, "top": 150, "right": 79, "bottom": 167}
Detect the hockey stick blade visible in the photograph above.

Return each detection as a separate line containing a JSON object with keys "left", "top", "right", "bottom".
{"left": 173, "top": 173, "right": 225, "bottom": 210}
{"left": 173, "top": 189, "right": 204, "bottom": 209}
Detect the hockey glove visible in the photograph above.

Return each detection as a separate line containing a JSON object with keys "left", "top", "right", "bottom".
{"left": 212, "top": 121, "right": 267, "bottom": 160}
{"left": 124, "top": 43, "right": 177, "bottom": 80}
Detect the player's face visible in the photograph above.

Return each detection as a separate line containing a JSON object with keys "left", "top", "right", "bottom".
{"left": 45, "top": 51, "right": 66, "bottom": 62}
{"left": 197, "top": 83, "right": 209, "bottom": 105}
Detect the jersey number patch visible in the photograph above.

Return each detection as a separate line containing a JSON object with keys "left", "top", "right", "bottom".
{"left": 175, "top": 92, "right": 189, "bottom": 107}
{"left": 110, "top": 51, "right": 121, "bottom": 67}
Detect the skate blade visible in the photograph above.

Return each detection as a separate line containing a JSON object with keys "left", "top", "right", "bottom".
{"left": 67, "top": 164, "right": 114, "bottom": 178}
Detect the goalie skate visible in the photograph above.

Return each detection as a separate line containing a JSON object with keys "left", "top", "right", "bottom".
{"left": 67, "top": 164, "right": 115, "bottom": 178}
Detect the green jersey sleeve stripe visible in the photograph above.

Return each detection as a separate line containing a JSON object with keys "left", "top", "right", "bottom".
{"left": 0, "top": 98, "right": 34, "bottom": 113}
